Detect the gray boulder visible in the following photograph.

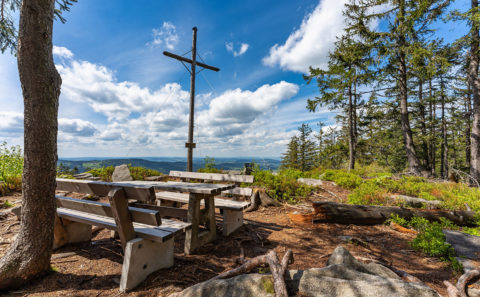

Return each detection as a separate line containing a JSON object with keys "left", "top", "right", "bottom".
{"left": 297, "top": 178, "right": 323, "bottom": 187}
{"left": 443, "top": 230, "right": 480, "bottom": 260}
{"left": 112, "top": 164, "right": 133, "bottom": 182}
{"left": 172, "top": 245, "right": 440, "bottom": 297}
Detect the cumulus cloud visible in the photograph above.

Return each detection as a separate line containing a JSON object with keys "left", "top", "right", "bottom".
{"left": 0, "top": 112, "right": 23, "bottom": 136}
{"left": 263, "top": 0, "right": 347, "bottom": 73}
{"left": 53, "top": 46, "right": 74, "bottom": 59}
{"left": 50, "top": 47, "right": 312, "bottom": 157}
{"left": 59, "top": 118, "right": 97, "bottom": 137}
{"left": 225, "top": 42, "right": 249, "bottom": 57}
{"left": 56, "top": 59, "right": 190, "bottom": 121}
{"left": 150, "top": 22, "right": 179, "bottom": 50}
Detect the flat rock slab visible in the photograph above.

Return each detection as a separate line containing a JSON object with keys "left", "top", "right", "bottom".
{"left": 390, "top": 195, "right": 442, "bottom": 209}
{"left": 172, "top": 246, "right": 440, "bottom": 297}
{"left": 443, "top": 230, "right": 480, "bottom": 260}
{"left": 112, "top": 164, "right": 133, "bottom": 182}
{"left": 297, "top": 178, "right": 323, "bottom": 186}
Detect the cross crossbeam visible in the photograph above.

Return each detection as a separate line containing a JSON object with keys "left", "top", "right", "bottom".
{"left": 163, "top": 27, "right": 220, "bottom": 172}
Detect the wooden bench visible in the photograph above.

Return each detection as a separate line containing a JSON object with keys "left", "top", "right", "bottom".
{"left": 157, "top": 171, "right": 254, "bottom": 236}
{"left": 55, "top": 178, "right": 191, "bottom": 292}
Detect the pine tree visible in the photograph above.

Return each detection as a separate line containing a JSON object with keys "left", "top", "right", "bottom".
{"left": 281, "top": 136, "right": 300, "bottom": 170}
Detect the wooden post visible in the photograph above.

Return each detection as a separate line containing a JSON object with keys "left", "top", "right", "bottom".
{"left": 108, "top": 187, "right": 136, "bottom": 250}
{"left": 163, "top": 27, "right": 220, "bottom": 172}
{"left": 187, "top": 27, "right": 197, "bottom": 172}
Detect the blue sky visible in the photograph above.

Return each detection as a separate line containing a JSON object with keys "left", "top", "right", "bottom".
{"left": 0, "top": 0, "right": 469, "bottom": 158}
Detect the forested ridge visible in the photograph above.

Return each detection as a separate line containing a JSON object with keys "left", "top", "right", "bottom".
{"left": 282, "top": 0, "right": 480, "bottom": 183}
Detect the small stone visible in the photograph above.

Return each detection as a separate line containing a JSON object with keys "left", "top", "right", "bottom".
{"left": 297, "top": 178, "right": 323, "bottom": 186}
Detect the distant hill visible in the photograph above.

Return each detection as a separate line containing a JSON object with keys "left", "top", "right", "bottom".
{"left": 57, "top": 157, "right": 281, "bottom": 174}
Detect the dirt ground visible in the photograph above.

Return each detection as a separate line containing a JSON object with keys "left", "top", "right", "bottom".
{"left": 0, "top": 184, "right": 471, "bottom": 297}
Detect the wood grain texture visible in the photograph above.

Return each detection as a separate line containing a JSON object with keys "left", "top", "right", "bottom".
{"left": 169, "top": 171, "right": 254, "bottom": 183}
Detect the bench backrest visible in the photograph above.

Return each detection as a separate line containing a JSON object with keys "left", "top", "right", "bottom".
{"left": 169, "top": 171, "right": 254, "bottom": 184}
{"left": 56, "top": 178, "right": 156, "bottom": 202}
{"left": 56, "top": 195, "right": 161, "bottom": 226}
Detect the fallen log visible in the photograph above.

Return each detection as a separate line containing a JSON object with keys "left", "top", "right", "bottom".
{"left": 312, "top": 201, "right": 477, "bottom": 226}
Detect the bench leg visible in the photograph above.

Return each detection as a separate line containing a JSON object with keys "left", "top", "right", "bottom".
{"left": 53, "top": 216, "right": 92, "bottom": 249}
{"left": 120, "top": 237, "right": 174, "bottom": 292}
{"left": 222, "top": 209, "right": 244, "bottom": 236}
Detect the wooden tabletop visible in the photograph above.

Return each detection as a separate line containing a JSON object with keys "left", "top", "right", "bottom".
{"left": 114, "top": 180, "right": 235, "bottom": 195}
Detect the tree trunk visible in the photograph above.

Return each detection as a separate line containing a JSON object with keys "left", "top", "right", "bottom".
{"left": 440, "top": 76, "right": 448, "bottom": 179}
{"left": 397, "top": 1, "right": 425, "bottom": 176}
{"left": 418, "top": 79, "right": 431, "bottom": 171}
{"left": 311, "top": 201, "right": 477, "bottom": 226}
{"left": 466, "top": 83, "right": 472, "bottom": 168}
{"left": 348, "top": 84, "right": 355, "bottom": 170}
{"left": 0, "top": 0, "right": 61, "bottom": 290}
{"left": 429, "top": 79, "right": 436, "bottom": 176}
{"left": 470, "top": 0, "right": 480, "bottom": 184}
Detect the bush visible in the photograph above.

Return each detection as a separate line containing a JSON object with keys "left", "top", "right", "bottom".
{"left": 197, "top": 156, "right": 223, "bottom": 173}
{"left": 348, "top": 181, "right": 389, "bottom": 205}
{"left": 253, "top": 168, "right": 314, "bottom": 203}
{"left": 321, "top": 169, "right": 363, "bottom": 189}
{"left": 0, "top": 142, "right": 23, "bottom": 195}
{"left": 388, "top": 215, "right": 462, "bottom": 271}
{"left": 88, "top": 165, "right": 162, "bottom": 181}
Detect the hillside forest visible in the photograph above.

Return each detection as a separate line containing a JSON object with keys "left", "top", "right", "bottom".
{"left": 281, "top": 0, "right": 480, "bottom": 184}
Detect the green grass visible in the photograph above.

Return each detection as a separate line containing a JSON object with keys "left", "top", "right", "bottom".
{"left": 1, "top": 200, "right": 14, "bottom": 208}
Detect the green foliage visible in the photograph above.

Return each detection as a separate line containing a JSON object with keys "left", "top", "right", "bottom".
{"left": 253, "top": 167, "right": 315, "bottom": 203}
{"left": 1, "top": 200, "right": 14, "bottom": 208}
{"left": 88, "top": 165, "right": 162, "bottom": 181}
{"left": 348, "top": 181, "right": 389, "bottom": 205}
{"left": 388, "top": 215, "right": 463, "bottom": 271}
{"left": 0, "top": 142, "right": 23, "bottom": 194}
{"left": 198, "top": 156, "right": 222, "bottom": 173}
{"left": 320, "top": 169, "right": 363, "bottom": 189}
{"left": 88, "top": 166, "right": 115, "bottom": 181}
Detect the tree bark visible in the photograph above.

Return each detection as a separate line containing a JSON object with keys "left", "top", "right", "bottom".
{"left": 470, "top": 0, "right": 480, "bottom": 184}
{"left": 0, "top": 0, "right": 61, "bottom": 290}
{"left": 398, "top": 7, "right": 425, "bottom": 176}
{"left": 465, "top": 83, "right": 472, "bottom": 169}
{"left": 418, "top": 79, "right": 431, "bottom": 171}
{"left": 440, "top": 76, "right": 449, "bottom": 179}
{"left": 348, "top": 83, "right": 355, "bottom": 170}
{"left": 311, "top": 201, "right": 477, "bottom": 226}
{"left": 429, "top": 79, "right": 436, "bottom": 176}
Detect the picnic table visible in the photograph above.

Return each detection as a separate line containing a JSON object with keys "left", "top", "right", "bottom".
{"left": 115, "top": 180, "right": 234, "bottom": 254}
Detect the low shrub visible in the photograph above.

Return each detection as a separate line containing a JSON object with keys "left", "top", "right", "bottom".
{"left": 0, "top": 142, "right": 23, "bottom": 195}
{"left": 388, "top": 215, "right": 462, "bottom": 271}
{"left": 253, "top": 168, "right": 314, "bottom": 203}
{"left": 321, "top": 169, "right": 363, "bottom": 189}
{"left": 88, "top": 165, "right": 162, "bottom": 181}
{"left": 347, "top": 181, "right": 389, "bottom": 205}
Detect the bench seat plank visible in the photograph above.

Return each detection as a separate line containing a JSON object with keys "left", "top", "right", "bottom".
{"left": 169, "top": 171, "right": 254, "bottom": 183}
{"left": 56, "top": 195, "right": 161, "bottom": 226}
{"left": 57, "top": 208, "right": 190, "bottom": 243}
{"left": 114, "top": 180, "right": 234, "bottom": 195}
{"left": 156, "top": 192, "right": 250, "bottom": 210}
{"left": 220, "top": 187, "right": 253, "bottom": 197}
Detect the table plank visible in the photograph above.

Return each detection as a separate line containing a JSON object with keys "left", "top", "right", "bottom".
{"left": 115, "top": 180, "right": 235, "bottom": 195}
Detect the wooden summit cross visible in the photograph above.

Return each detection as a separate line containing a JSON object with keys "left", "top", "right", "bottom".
{"left": 163, "top": 27, "right": 220, "bottom": 172}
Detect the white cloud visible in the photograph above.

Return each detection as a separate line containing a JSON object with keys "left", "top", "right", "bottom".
{"left": 59, "top": 118, "right": 97, "bottom": 137}
{"left": 150, "top": 22, "right": 179, "bottom": 50}
{"left": 263, "top": 0, "right": 347, "bottom": 73}
{"left": 0, "top": 112, "right": 23, "bottom": 136}
{"left": 225, "top": 42, "right": 250, "bottom": 57}
{"left": 56, "top": 59, "right": 190, "bottom": 121}
{"left": 53, "top": 46, "right": 74, "bottom": 59}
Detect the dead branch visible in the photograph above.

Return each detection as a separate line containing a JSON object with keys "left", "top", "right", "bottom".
{"left": 212, "top": 249, "right": 293, "bottom": 297}
{"left": 456, "top": 269, "right": 480, "bottom": 297}
{"left": 444, "top": 280, "right": 460, "bottom": 297}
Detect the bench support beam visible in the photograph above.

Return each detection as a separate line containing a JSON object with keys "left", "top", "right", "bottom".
{"left": 120, "top": 237, "right": 174, "bottom": 292}
{"left": 222, "top": 209, "right": 244, "bottom": 236}
{"left": 108, "top": 187, "right": 136, "bottom": 250}
{"left": 184, "top": 194, "right": 216, "bottom": 255}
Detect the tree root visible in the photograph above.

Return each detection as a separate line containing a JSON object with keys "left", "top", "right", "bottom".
{"left": 443, "top": 268, "right": 480, "bottom": 297}
{"left": 212, "top": 249, "right": 293, "bottom": 297}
